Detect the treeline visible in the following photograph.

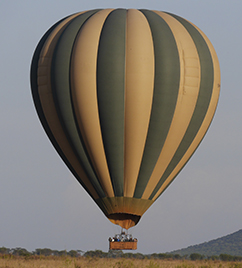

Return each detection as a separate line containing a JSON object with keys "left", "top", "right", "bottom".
{"left": 0, "top": 247, "right": 83, "bottom": 257}
{"left": 0, "top": 247, "right": 242, "bottom": 261}
{"left": 84, "top": 251, "right": 242, "bottom": 261}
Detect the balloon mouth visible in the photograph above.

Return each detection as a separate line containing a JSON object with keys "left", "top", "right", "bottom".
{"left": 107, "top": 213, "right": 141, "bottom": 229}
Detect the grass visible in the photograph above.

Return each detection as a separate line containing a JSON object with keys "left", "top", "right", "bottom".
{"left": 0, "top": 256, "right": 242, "bottom": 268}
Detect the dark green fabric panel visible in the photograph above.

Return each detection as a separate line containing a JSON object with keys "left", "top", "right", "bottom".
{"left": 51, "top": 10, "right": 106, "bottom": 198}
{"left": 96, "top": 9, "right": 127, "bottom": 196}
{"left": 31, "top": 18, "right": 66, "bottom": 135}
{"left": 153, "top": 137, "right": 203, "bottom": 201}
{"left": 133, "top": 10, "right": 180, "bottom": 198}
{"left": 30, "top": 16, "right": 98, "bottom": 200}
{"left": 149, "top": 13, "right": 214, "bottom": 200}
{"left": 30, "top": 18, "right": 72, "bottom": 168}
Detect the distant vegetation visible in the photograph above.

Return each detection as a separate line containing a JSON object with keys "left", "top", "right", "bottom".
{"left": 0, "top": 247, "right": 83, "bottom": 257}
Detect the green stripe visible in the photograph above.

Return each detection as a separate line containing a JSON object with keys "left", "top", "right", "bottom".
{"left": 51, "top": 10, "right": 106, "bottom": 198}
{"left": 133, "top": 10, "right": 180, "bottom": 198}
{"left": 149, "top": 13, "right": 214, "bottom": 200}
{"left": 30, "top": 16, "right": 99, "bottom": 199}
{"left": 97, "top": 9, "right": 127, "bottom": 196}
{"left": 31, "top": 18, "right": 66, "bottom": 139}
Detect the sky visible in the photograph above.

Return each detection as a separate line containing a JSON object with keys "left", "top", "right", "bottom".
{"left": 0, "top": 0, "right": 242, "bottom": 255}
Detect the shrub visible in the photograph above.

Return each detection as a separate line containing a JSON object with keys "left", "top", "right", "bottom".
{"left": 190, "top": 253, "right": 204, "bottom": 260}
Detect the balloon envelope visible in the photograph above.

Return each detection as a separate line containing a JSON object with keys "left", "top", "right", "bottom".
{"left": 31, "top": 9, "right": 220, "bottom": 229}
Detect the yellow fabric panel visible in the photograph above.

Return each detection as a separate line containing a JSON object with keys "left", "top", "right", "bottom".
{"left": 142, "top": 11, "right": 201, "bottom": 199}
{"left": 37, "top": 13, "right": 99, "bottom": 200}
{"left": 97, "top": 196, "right": 154, "bottom": 216}
{"left": 152, "top": 23, "right": 221, "bottom": 201}
{"left": 124, "top": 9, "right": 155, "bottom": 197}
{"left": 153, "top": 80, "right": 220, "bottom": 201}
{"left": 70, "top": 9, "right": 115, "bottom": 198}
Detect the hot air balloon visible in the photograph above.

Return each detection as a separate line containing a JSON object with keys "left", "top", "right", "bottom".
{"left": 30, "top": 9, "right": 220, "bottom": 239}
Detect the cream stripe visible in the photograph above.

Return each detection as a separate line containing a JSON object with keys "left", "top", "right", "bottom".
{"left": 70, "top": 9, "right": 115, "bottom": 197}
{"left": 152, "top": 23, "right": 221, "bottom": 201}
{"left": 124, "top": 9, "right": 155, "bottom": 197}
{"left": 142, "top": 11, "right": 201, "bottom": 199}
{"left": 37, "top": 13, "right": 99, "bottom": 199}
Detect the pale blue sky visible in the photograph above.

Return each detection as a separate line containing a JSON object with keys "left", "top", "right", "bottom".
{"left": 0, "top": 0, "right": 242, "bottom": 254}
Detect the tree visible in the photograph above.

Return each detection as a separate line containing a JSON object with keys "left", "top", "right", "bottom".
{"left": 0, "top": 247, "right": 10, "bottom": 254}
{"left": 11, "top": 248, "right": 31, "bottom": 256}
{"left": 68, "top": 250, "right": 79, "bottom": 257}
{"left": 34, "top": 248, "right": 53, "bottom": 256}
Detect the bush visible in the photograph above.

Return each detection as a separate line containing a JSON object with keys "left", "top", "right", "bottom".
{"left": 220, "top": 253, "right": 242, "bottom": 261}
{"left": 84, "top": 250, "right": 108, "bottom": 258}
{"left": 190, "top": 253, "right": 204, "bottom": 260}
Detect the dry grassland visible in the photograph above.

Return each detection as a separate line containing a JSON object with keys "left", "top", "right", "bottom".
{"left": 0, "top": 256, "right": 242, "bottom": 268}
